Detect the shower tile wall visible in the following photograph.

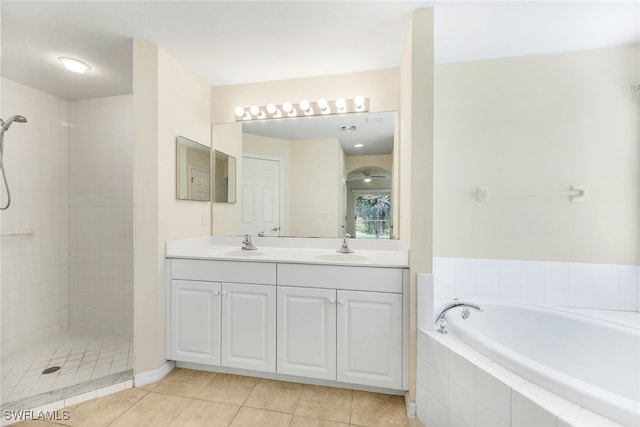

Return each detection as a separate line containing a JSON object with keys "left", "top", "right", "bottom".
{"left": 1, "top": 77, "right": 70, "bottom": 357}
{"left": 68, "top": 95, "right": 133, "bottom": 336}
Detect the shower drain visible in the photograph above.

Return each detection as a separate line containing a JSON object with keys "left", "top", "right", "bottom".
{"left": 42, "top": 366, "right": 61, "bottom": 375}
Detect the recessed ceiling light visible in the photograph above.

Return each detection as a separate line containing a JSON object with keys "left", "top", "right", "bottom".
{"left": 58, "top": 57, "right": 91, "bottom": 74}
{"left": 354, "top": 144, "right": 364, "bottom": 148}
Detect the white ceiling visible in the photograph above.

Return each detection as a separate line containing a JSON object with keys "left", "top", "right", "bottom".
{"left": 1, "top": 1, "right": 639, "bottom": 101}
{"left": 243, "top": 111, "right": 395, "bottom": 156}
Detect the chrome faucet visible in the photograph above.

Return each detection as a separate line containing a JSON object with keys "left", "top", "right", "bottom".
{"left": 434, "top": 301, "right": 482, "bottom": 334}
{"left": 241, "top": 234, "right": 258, "bottom": 251}
{"left": 336, "top": 234, "right": 354, "bottom": 254}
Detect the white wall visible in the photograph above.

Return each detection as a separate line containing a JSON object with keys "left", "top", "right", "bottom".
{"left": 68, "top": 95, "right": 133, "bottom": 335}
{"left": 1, "top": 78, "right": 70, "bottom": 356}
{"left": 134, "top": 40, "right": 212, "bottom": 373}
{"left": 434, "top": 46, "right": 639, "bottom": 266}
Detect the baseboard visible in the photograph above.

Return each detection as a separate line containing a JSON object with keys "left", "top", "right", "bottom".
{"left": 134, "top": 360, "right": 175, "bottom": 387}
{"left": 404, "top": 391, "right": 416, "bottom": 418}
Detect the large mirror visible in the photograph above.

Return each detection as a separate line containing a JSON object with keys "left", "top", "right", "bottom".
{"left": 232, "top": 111, "right": 397, "bottom": 239}
{"left": 214, "top": 150, "right": 237, "bottom": 203}
{"left": 176, "top": 136, "right": 211, "bottom": 201}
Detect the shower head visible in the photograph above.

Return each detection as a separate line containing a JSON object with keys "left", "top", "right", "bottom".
{"left": 1, "top": 115, "right": 27, "bottom": 132}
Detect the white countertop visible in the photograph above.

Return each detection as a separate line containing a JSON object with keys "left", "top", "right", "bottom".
{"left": 166, "top": 236, "right": 409, "bottom": 268}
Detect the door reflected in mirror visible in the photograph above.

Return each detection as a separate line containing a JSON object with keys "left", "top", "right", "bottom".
{"left": 214, "top": 150, "right": 237, "bottom": 203}
{"left": 176, "top": 136, "right": 211, "bottom": 201}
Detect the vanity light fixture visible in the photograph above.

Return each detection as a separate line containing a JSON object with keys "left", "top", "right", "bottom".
{"left": 233, "top": 96, "right": 368, "bottom": 121}
{"left": 58, "top": 57, "right": 91, "bottom": 74}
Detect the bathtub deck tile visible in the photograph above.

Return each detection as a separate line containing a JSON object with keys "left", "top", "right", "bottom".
{"left": 514, "top": 383, "right": 580, "bottom": 417}
{"left": 558, "top": 408, "right": 625, "bottom": 427}
{"left": 476, "top": 401, "right": 509, "bottom": 427}
{"left": 511, "top": 390, "right": 557, "bottom": 427}
{"left": 475, "top": 367, "right": 511, "bottom": 423}
{"left": 478, "top": 361, "right": 528, "bottom": 388}
{"left": 425, "top": 334, "right": 449, "bottom": 375}
{"left": 449, "top": 352, "right": 476, "bottom": 394}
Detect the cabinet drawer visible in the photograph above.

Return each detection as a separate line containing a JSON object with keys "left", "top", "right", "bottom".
{"left": 171, "top": 259, "right": 276, "bottom": 285}
{"left": 277, "top": 263, "right": 402, "bottom": 293}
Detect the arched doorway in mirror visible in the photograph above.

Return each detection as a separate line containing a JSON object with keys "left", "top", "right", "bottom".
{"left": 346, "top": 166, "right": 392, "bottom": 239}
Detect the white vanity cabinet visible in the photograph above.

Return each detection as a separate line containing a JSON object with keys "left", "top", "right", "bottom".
{"left": 336, "top": 290, "right": 402, "bottom": 389}
{"left": 277, "top": 263, "right": 404, "bottom": 390}
{"left": 168, "top": 259, "right": 277, "bottom": 373}
{"left": 167, "top": 255, "right": 408, "bottom": 391}
{"left": 277, "top": 286, "right": 337, "bottom": 380}
{"left": 170, "top": 280, "right": 221, "bottom": 365}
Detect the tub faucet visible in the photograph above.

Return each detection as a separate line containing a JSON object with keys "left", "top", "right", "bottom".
{"left": 336, "top": 234, "right": 354, "bottom": 254}
{"left": 241, "top": 234, "right": 258, "bottom": 251}
{"left": 434, "top": 301, "right": 482, "bottom": 334}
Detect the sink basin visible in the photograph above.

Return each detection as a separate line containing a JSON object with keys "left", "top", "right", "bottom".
{"left": 219, "top": 250, "right": 264, "bottom": 257}
{"left": 315, "top": 253, "right": 370, "bottom": 263}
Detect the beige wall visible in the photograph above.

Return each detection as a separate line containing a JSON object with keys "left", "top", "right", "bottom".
{"left": 211, "top": 122, "right": 243, "bottom": 235}
{"left": 134, "top": 40, "right": 212, "bottom": 373}
{"left": 433, "top": 46, "right": 639, "bottom": 265}
{"left": 401, "top": 8, "right": 435, "bottom": 403}
{"left": 345, "top": 154, "right": 393, "bottom": 174}
{"left": 290, "top": 138, "right": 345, "bottom": 237}
{"left": 211, "top": 68, "right": 400, "bottom": 124}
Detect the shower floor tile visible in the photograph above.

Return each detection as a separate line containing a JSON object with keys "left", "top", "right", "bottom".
{"left": 1, "top": 331, "right": 133, "bottom": 406}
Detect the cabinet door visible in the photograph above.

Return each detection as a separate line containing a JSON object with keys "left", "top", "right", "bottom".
{"left": 221, "top": 283, "right": 276, "bottom": 372}
{"left": 337, "top": 290, "right": 402, "bottom": 389}
{"left": 277, "top": 286, "right": 336, "bottom": 380}
{"left": 170, "top": 280, "right": 221, "bottom": 365}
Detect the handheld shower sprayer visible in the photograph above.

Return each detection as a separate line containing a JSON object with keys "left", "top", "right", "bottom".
{"left": 0, "top": 115, "right": 27, "bottom": 133}
{"left": 0, "top": 114, "right": 28, "bottom": 210}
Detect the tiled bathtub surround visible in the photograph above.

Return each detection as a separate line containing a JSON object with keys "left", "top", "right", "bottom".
{"left": 433, "top": 257, "right": 639, "bottom": 312}
{"left": 416, "top": 330, "right": 626, "bottom": 427}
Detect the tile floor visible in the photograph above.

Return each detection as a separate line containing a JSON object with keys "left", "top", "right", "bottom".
{"left": 1, "top": 332, "right": 133, "bottom": 405}
{"left": 11, "top": 368, "right": 426, "bottom": 427}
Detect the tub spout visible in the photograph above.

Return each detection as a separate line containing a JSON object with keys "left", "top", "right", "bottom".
{"left": 435, "top": 301, "right": 482, "bottom": 334}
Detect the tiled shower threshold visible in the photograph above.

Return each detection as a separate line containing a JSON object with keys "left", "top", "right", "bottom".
{"left": 1, "top": 369, "right": 133, "bottom": 412}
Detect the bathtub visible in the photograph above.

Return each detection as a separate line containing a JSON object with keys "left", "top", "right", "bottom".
{"left": 445, "top": 301, "right": 640, "bottom": 426}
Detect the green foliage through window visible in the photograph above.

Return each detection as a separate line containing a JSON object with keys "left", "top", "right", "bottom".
{"left": 355, "top": 193, "right": 391, "bottom": 239}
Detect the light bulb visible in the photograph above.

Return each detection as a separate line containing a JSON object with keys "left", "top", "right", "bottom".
{"left": 354, "top": 144, "right": 364, "bottom": 148}
{"left": 282, "top": 102, "right": 293, "bottom": 113}
{"left": 299, "top": 99, "right": 310, "bottom": 112}
{"left": 266, "top": 104, "right": 277, "bottom": 114}
{"left": 317, "top": 98, "right": 329, "bottom": 113}
{"left": 364, "top": 177, "right": 372, "bottom": 183}
{"left": 335, "top": 97, "right": 346, "bottom": 111}
{"left": 354, "top": 95, "right": 365, "bottom": 109}
{"left": 249, "top": 105, "right": 260, "bottom": 116}
{"left": 234, "top": 106, "right": 245, "bottom": 117}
